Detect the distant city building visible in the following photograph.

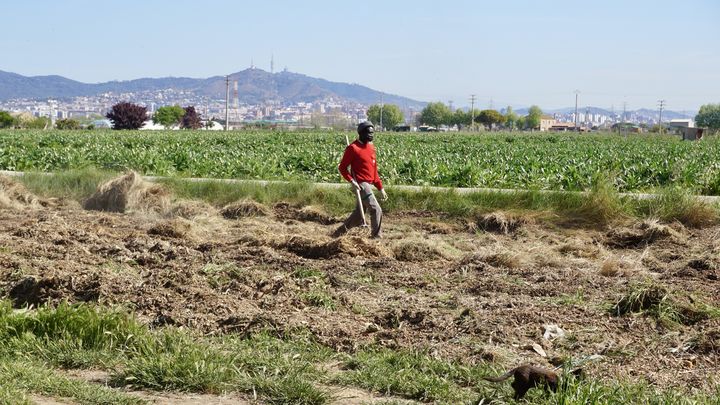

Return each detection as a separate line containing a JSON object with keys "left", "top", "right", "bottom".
{"left": 539, "top": 115, "right": 555, "bottom": 131}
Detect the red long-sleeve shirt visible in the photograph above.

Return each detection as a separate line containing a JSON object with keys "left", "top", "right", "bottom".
{"left": 338, "top": 140, "right": 383, "bottom": 190}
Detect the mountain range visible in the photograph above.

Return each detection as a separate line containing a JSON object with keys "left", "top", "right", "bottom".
{"left": 0, "top": 69, "right": 696, "bottom": 119}
{"left": 0, "top": 68, "right": 424, "bottom": 108}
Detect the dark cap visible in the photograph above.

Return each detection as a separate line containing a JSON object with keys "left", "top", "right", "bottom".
{"left": 357, "top": 121, "right": 374, "bottom": 135}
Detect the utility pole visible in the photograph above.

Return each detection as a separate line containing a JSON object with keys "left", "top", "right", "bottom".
{"left": 574, "top": 90, "right": 580, "bottom": 131}
{"left": 225, "top": 75, "right": 230, "bottom": 131}
{"left": 448, "top": 100, "right": 453, "bottom": 111}
{"left": 658, "top": 99, "right": 666, "bottom": 134}
{"left": 470, "top": 94, "right": 476, "bottom": 130}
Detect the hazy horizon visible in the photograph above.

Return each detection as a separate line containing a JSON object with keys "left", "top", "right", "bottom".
{"left": 1, "top": 0, "right": 718, "bottom": 111}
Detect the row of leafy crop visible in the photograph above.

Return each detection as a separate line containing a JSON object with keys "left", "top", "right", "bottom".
{"left": 1, "top": 129, "right": 720, "bottom": 194}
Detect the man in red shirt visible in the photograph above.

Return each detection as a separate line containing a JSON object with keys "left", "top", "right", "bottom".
{"left": 332, "top": 121, "right": 388, "bottom": 238}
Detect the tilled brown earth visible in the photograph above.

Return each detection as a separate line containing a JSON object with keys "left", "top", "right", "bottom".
{"left": 0, "top": 195, "right": 719, "bottom": 393}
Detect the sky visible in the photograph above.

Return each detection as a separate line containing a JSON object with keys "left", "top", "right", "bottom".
{"left": 1, "top": 0, "right": 718, "bottom": 112}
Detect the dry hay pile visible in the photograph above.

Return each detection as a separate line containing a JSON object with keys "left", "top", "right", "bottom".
{"left": 277, "top": 235, "right": 385, "bottom": 259}
{"left": 454, "top": 250, "right": 521, "bottom": 272}
{"left": 147, "top": 219, "right": 193, "bottom": 239}
{"left": 295, "top": 205, "right": 338, "bottom": 225}
{"left": 271, "top": 203, "right": 338, "bottom": 225}
{"left": 83, "top": 172, "right": 170, "bottom": 214}
{"left": 469, "top": 211, "right": 531, "bottom": 234}
{"left": 171, "top": 200, "right": 218, "bottom": 219}
{"left": 393, "top": 239, "right": 444, "bottom": 262}
{"left": 0, "top": 176, "right": 41, "bottom": 209}
{"left": 606, "top": 219, "right": 683, "bottom": 248}
{"left": 221, "top": 199, "right": 269, "bottom": 219}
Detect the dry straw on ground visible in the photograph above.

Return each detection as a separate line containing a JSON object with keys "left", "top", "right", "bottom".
{"left": 83, "top": 171, "right": 170, "bottom": 214}
{"left": 469, "top": 211, "right": 532, "bottom": 234}
{"left": 0, "top": 176, "right": 41, "bottom": 209}
{"left": 221, "top": 199, "right": 269, "bottom": 219}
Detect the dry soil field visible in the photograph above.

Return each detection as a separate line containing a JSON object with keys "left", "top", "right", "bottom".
{"left": 0, "top": 173, "right": 719, "bottom": 403}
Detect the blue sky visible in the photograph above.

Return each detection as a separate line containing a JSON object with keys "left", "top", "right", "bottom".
{"left": 1, "top": 0, "right": 718, "bottom": 111}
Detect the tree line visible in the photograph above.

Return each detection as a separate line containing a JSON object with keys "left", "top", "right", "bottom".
{"left": 0, "top": 102, "right": 204, "bottom": 130}
{"left": 365, "top": 102, "right": 544, "bottom": 131}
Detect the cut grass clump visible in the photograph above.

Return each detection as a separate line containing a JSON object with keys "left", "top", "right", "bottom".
{"left": 611, "top": 281, "right": 720, "bottom": 327}
{"left": 0, "top": 175, "right": 41, "bottom": 209}
{"left": 147, "top": 218, "right": 192, "bottom": 238}
{"left": 605, "top": 218, "right": 681, "bottom": 248}
{"left": 83, "top": 171, "right": 171, "bottom": 214}
{"left": 220, "top": 198, "right": 269, "bottom": 219}
{"left": 392, "top": 240, "right": 444, "bottom": 262}
{"left": 470, "top": 211, "right": 530, "bottom": 234}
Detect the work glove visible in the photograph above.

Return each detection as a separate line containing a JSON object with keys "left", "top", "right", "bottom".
{"left": 350, "top": 179, "right": 361, "bottom": 191}
{"left": 380, "top": 189, "right": 388, "bottom": 201}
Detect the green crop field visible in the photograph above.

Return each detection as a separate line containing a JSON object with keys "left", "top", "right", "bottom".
{"left": 1, "top": 129, "right": 719, "bottom": 194}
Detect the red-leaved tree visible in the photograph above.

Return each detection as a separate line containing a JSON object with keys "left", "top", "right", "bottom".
{"left": 106, "top": 102, "right": 147, "bottom": 130}
{"left": 181, "top": 106, "right": 202, "bottom": 129}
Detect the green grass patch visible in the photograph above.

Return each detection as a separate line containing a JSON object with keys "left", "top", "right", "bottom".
{"left": 11, "top": 168, "right": 720, "bottom": 227}
{"left": 0, "top": 358, "right": 145, "bottom": 405}
{"left": 20, "top": 168, "right": 118, "bottom": 201}
{"left": 1, "top": 301, "right": 719, "bottom": 404}
{"left": 0, "top": 301, "right": 332, "bottom": 404}
{"left": 333, "top": 346, "right": 494, "bottom": 402}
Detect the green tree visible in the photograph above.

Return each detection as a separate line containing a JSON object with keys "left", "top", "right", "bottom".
{"left": 504, "top": 106, "right": 518, "bottom": 130}
{"left": 516, "top": 116, "right": 526, "bottom": 130}
{"left": 106, "top": 102, "right": 148, "bottom": 130}
{"left": 526, "top": 105, "right": 543, "bottom": 130}
{"left": 478, "top": 109, "right": 504, "bottom": 130}
{"left": 56, "top": 118, "right": 81, "bottom": 130}
{"left": 419, "top": 102, "right": 452, "bottom": 127}
{"left": 696, "top": 103, "right": 720, "bottom": 131}
{"left": 0, "top": 111, "right": 16, "bottom": 128}
{"left": 152, "top": 105, "right": 185, "bottom": 128}
{"left": 367, "top": 104, "right": 404, "bottom": 130}
{"left": 451, "top": 109, "right": 470, "bottom": 128}
{"left": 25, "top": 117, "right": 51, "bottom": 129}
